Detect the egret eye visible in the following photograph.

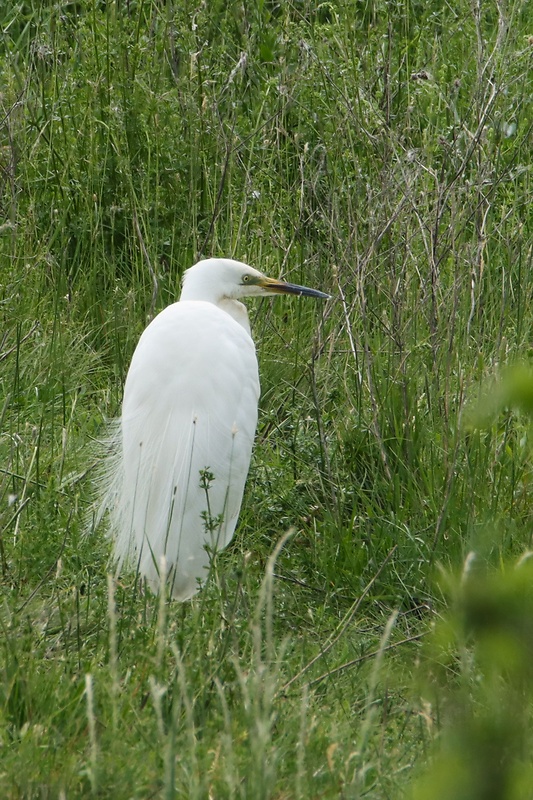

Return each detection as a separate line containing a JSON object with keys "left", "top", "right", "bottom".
{"left": 242, "top": 274, "right": 251, "bottom": 284}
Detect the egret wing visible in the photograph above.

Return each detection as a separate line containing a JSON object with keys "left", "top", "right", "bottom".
{"left": 109, "top": 300, "right": 259, "bottom": 600}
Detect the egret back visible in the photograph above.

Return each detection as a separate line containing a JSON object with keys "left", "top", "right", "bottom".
{"left": 108, "top": 300, "right": 260, "bottom": 600}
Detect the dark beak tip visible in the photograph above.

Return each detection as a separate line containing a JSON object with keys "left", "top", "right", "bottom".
{"left": 313, "top": 290, "right": 333, "bottom": 300}
{"left": 267, "top": 279, "right": 332, "bottom": 300}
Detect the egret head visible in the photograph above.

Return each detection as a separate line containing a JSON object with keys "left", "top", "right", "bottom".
{"left": 180, "top": 258, "right": 331, "bottom": 304}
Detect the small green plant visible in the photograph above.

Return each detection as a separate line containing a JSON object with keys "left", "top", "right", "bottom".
{"left": 199, "top": 468, "right": 225, "bottom": 537}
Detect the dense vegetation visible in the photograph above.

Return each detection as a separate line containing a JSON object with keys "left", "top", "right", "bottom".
{"left": 1, "top": 0, "right": 532, "bottom": 797}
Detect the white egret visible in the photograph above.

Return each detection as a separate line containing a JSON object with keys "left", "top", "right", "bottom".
{"left": 98, "top": 258, "right": 330, "bottom": 600}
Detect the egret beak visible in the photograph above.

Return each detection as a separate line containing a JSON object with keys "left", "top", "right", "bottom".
{"left": 259, "top": 276, "right": 331, "bottom": 300}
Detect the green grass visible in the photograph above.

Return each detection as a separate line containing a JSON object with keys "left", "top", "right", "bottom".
{"left": 1, "top": 0, "right": 533, "bottom": 796}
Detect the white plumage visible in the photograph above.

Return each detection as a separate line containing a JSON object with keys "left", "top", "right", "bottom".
{"left": 98, "top": 258, "right": 329, "bottom": 600}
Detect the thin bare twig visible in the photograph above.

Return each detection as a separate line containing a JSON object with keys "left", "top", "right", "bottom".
{"left": 133, "top": 210, "right": 158, "bottom": 320}
{"left": 310, "top": 630, "right": 426, "bottom": 687}
{"left": 0, "top": 321, "right": 40, "bottom": 363}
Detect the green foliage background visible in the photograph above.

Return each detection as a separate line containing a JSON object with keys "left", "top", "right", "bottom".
{"left": 1, "top": 0, "right": 532, "bottom": 797}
